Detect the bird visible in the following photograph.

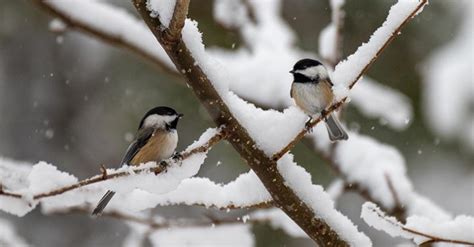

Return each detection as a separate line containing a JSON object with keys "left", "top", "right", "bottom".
{"left": 92, "top": 106, "right": 183, "bottom": 216}
{"left": 290, "top": 58, "right": 348, "bottom": 141}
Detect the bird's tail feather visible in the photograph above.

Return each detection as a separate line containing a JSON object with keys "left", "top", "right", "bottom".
{"left": 324, "top": 113, "right": 349, "bottom": 141}
{"left": 92, "top": 190, "right": 115, "bottom": 216}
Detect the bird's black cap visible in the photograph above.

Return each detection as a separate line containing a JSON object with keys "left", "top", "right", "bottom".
{"left": 138, "top": 106, "right": 183, "bottom": 129}
{"left": 291, "top": 59, "right": 322, "bottom": 72}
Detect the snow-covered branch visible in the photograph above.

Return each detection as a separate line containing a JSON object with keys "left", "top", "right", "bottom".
{"left": 362, "top": 202, "right": 474, "bottom": 246}
{"left": 0, "top": 128, "right": 224, "bottom": 216}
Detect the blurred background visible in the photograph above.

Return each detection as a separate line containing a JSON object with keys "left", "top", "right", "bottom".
{"left": 0, "top": 0, "right": 472, "bottom": 246}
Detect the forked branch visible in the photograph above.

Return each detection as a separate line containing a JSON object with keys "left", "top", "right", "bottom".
{"left": 132, "top": 0, "right": 351, "bottom": 245}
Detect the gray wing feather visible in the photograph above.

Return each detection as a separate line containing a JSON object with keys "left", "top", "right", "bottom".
{"left": 120, "top": 128, "right": 154, "bottom": 165}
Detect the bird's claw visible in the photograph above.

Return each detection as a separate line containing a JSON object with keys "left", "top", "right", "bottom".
{"left": 172, "top": 152, "right": 183, "bottom": 162}
{"left": 305, "top": 119, "right": 313, "bottom": 133}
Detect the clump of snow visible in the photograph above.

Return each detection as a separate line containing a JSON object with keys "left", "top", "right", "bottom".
{"left": 326, "top": 178, "right": 345, "bottom": 202}
{"left": 28, "top": 162, "right": 78, "bottom": 194}
{"left": 277, "top": 154, "right": 372, "bottom": 246}
{"left": 45, "top": 0, "right": 175, "bottom": 70}
{"left": 139, "top": 170, "right": 271, "bottom": 209}
{"left": 149, "top": 225, "right": 254, "bottom": 247}
{"left": 319, "top": 23, "right": 337, "bottom": 61}
{"left": 333, "top": 132, "right": 412, "bottom": 209}
{"left": 146, "top": 0, "right": 177, "bottom": 28}
{"left": 422, "top": 1, "right": 473, "bottom": 150}
{"left": 225, "top": 93, "right": 307, "bottom": 155}
{"left": 351, "top": 77, "right": 413, "bottom": 130}
{"left": 333, "top": 0, "right": 425, "bottom": 93}
{"left": 213, "top": 0, "right": 249, "bottom": 29}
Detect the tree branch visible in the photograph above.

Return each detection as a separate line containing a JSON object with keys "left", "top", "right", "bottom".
{"left": 132, "top": 1, "right": 351, "bottom": 245}
{"left": 164, "top": 0, "right": 190, "bottom": 44}
{"left": 272, "top": 0, "right": 428, "bottom": 161}
{"left": 51, "top": 206, "right": 274, "bottom": 231}
{"left": 0, "top": 129, "right": 225, "bottom": 200}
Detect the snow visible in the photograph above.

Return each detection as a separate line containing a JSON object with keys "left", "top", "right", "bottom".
{"left": 213, "top": 0, "right": 249, "bottom": 29}
{"left": 149, "top": 225, "right": 254, "bottom": 247}
{"left": 326, "top": 178, "right": 345, "bottom": 202}
{"left": 0, "top": 157, "right": 36, "bottom": 216}
{"left": 44, "top": 0, "right": 175, "bottom": 71}
{"left": 139, "top": 170, "right": 271, "bottom": 209}
{"left": 351, "top": 77, "right": 413, "bottom": 130}
{"left": 28, "top": 162, "right": 77, "bottom": 194}
{"left": 362, "top": 202, "right": 474, "bottom": 245}
{"left": 277, "top": 154, "right": 372, "bottom": 246}
{"left": 406, "top": 215, "right": 474, "bottom": 245}
{"left": 0, "top": 218, "right": 28, "bottom": 246}
{"left": 146, "top": 0, "right": 177, "bottom": 28}
{"left": 333, "top": 132, "right": 412, "bottom": 209}
{"left": 319, "top": 23, "right": 337, "bottom": 62}
{"left": 361, "top": 202, "right": 413, "bottom": 239}
{"left": 422, "top": 1, "right": 473, "bottom": 150}
{"left": 333, "top": 0, "right": 425, "bottom": 93}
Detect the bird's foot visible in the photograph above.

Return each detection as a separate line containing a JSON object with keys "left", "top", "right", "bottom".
{"left": 305, "top": 118, "right": 314, "bottom": 133}
{"left": 172, "top": 152, "right": 183, "bottom": 162}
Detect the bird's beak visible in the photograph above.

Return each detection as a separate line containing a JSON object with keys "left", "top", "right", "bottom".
{"left": 289, "top": 70, "right": 295, "bottom": 74}
{"left": 178, "top": 113, "right": 184, "bottom": 118}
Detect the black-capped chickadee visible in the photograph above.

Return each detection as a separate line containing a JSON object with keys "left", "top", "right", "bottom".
{"left": 290, "top": 59, "right": 348, "bottom": 141}
{"left": 92, "top": 106, "right": 183, "bottom": 216}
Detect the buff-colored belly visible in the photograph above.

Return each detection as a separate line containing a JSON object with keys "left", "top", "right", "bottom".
{"left": 291, "top": 82, "right": 333, "bottom": 116}
{"left": 130, "top": 130, "right": 178, "bottom": 166}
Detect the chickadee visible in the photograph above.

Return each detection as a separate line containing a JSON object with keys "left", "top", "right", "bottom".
{"left": 92, "top": 106, "right": 183, "bottom": 216}
{"left": 290, "top": 58, "right": 348, "bottom": 141}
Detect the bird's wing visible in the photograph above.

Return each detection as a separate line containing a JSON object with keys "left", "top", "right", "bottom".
{"left": 120, "top": 128, "right": 154, "bottom": 165}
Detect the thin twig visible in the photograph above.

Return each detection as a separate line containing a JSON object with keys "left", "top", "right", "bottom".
{"left": 272, "top": 0, "right": 428, "bottom": 161}
{"left": 402, "top": 226, "right": 474, "bottom": 246}
{"left": 0, "top": 129, "right": 225, "bottom": 200}
{"left": 164, "top": 0, "right": 190, "bottom": 44}
{"left": 52, "top": 206, "right": 272, "bottom": 230}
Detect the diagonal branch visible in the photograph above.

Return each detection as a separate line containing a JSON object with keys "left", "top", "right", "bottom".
{"left": 132, "top": 0, "right": 351, "bottom": 245}
{"left": 0, "top": 129, "right": 225, "bottom": 200}
{"left": 272, "top": 0, "right": 428, "bottom": 161}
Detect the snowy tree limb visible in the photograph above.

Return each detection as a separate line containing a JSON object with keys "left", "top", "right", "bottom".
{"left": 0, "top": 128, "right": 225, "bottom": 201}
{"left": 132, "top": 0, "right": 352, "bottom": 245}
{"left": 33, "top": 0, "right": 179, "bottom": 76}
{"left": 362, "top": 202, "right": 474, "bottom": 246}
{"left": 272, "top": 0, "right": 428, "bottom": 161}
